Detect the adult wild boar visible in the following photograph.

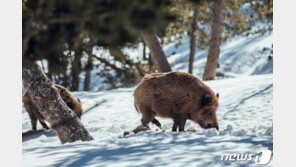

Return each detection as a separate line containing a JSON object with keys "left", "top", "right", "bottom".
{"left": 134, "top": 71, "right": 219, "bottom": 132}
{"left": 23, "top": 84, "right": 83, "bottom": 131}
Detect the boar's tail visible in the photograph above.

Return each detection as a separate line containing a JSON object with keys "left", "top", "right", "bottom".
{"left": 134, "top": 103, "right": 139, "bottom": 113}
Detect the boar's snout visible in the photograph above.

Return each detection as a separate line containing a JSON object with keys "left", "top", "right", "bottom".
{"left": 206, "top": 123, "right": 219, "bottom": 130}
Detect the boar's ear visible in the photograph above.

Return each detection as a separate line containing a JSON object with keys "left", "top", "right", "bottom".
{"left": 216, "top": 93, "right": 219, "bottom": 99}
{"left": 202, "top": 94, "right": 212, "bottom": 106}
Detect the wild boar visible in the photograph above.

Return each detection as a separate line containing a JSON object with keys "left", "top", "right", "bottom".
{"left": 134, "top": 71, "right": 219, "bottom": 132}
{"left": 22, "top": 84, "right": 83, "bottom": 130}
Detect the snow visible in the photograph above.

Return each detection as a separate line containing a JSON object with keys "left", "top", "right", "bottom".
{"left": 164, "top": 31, "right": 273, "bottom": 78}
{"left": 22, "top": 74, "right": 273, "bottom": 167}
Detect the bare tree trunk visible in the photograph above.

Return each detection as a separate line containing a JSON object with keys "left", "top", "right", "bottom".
{"left": 188, "top": 7, "right": 199, "bottom": 74}
{"left": 83, "top": 54, "right": 93, "bottom": 91}
{"left": 22, "top": 59, "right": 93, "bottom": 144}
{"left": 47, "top": 60, "right": 54, "bottom": 81}
{"left": 203, "top": 0, "right": 225, "bottom": 80}
{"left": 70, "top": 50, "right": 82, "bottom": 91}
{"left": 142, "top": 40, "right": 153, "bottom": 72}
{"left": 61, "top": 68, "right": 70, "bottom": 89}
{"left": 40, "top": 59, "right": 46, "bottom": 72}
{"left": 143, "top": 40, "right": 147, "bottom": 60}
{"left": 148, "top": 53, "right": 153, "bottom": 72}
{"left": 142, "top": 33, "right": 172, "bottom": 72}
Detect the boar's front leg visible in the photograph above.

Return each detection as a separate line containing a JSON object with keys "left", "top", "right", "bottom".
{"left": 152, "top": 117, "right": 162, "bottom": 129}
{"left": 172, "top": 113, "right": 187, "bottom": 132}
{"left": 172, "top": 122, "right": 178, "bottom": 132}
{"left": 178, "top": 119, "right": 187, "bottom": 131}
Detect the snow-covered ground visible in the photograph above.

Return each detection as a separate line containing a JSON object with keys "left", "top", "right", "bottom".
{"left": 164, "top": 31, "right": 273, "bottom": 78}
{"left": 22, "top": 74, "right": 273, "bottom": 167}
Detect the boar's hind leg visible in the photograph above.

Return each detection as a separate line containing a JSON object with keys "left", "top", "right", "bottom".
{"left": 152, "top": 118, "right": 162, "bottom": 129}
{"left": 23, "top": 98, "right": 38, "bottom": 131}
{"left": 139, "top": 106, "right": 153, "bottom": 127}
{"left": 39, "top": 119, "right": 49, "bottom": 130}
{"left": 29, "top": 113, "right": 37, "bottom": 131}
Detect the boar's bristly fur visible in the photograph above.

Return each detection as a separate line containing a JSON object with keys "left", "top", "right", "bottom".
{"left": 134, "top": 71, "right": 219, "bottom": 132}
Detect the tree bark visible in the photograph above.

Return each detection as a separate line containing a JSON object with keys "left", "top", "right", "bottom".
{"left": 46, "top": 60, "right": 54, "bottom": 81}
{"left": 61, "top": 67, "right": 70, "bottom": 89}
{"left": 203, "top": 0, "right": 225, "bottom": 80}
{"left": 142, "top": 33, "right": 172, "bottom": 72}
{"left": 188, "top": 7, "right": 199, "bottom": 74}
{"left": 70, "top": 51, "right": 82, "bottom": 91}
{"left": 22, "top": 59, "right": 93, "bottom": 144}
{"left": 83, "top": 54, "right": 93, "bottom": 91}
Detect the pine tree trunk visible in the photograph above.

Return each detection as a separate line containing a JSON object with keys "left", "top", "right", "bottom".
{"left": 142, "top": 33, "right": 172, "bottom": 72}
{"left": 61, "top": 69, "right": 70, "bottom": 88}
{"left": 188, "top": 7, "right": 198, "bottom": 74}
{"left": 203, "top": 0, "right": 225, "bottom": 80}
{"left": 143, "top": 40, "right": 147, "bottom": 60}
{"left": 70, "top": 52, "right": 82, "bottom": 91}
{"left": 22, "top": 59, "right": 93, "bottom": 144}
{"left": 84, "top": 54, "right": 93, "bottom": 91}
{"left": 47, "top": 60, "right": 54, "bottom": 81}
